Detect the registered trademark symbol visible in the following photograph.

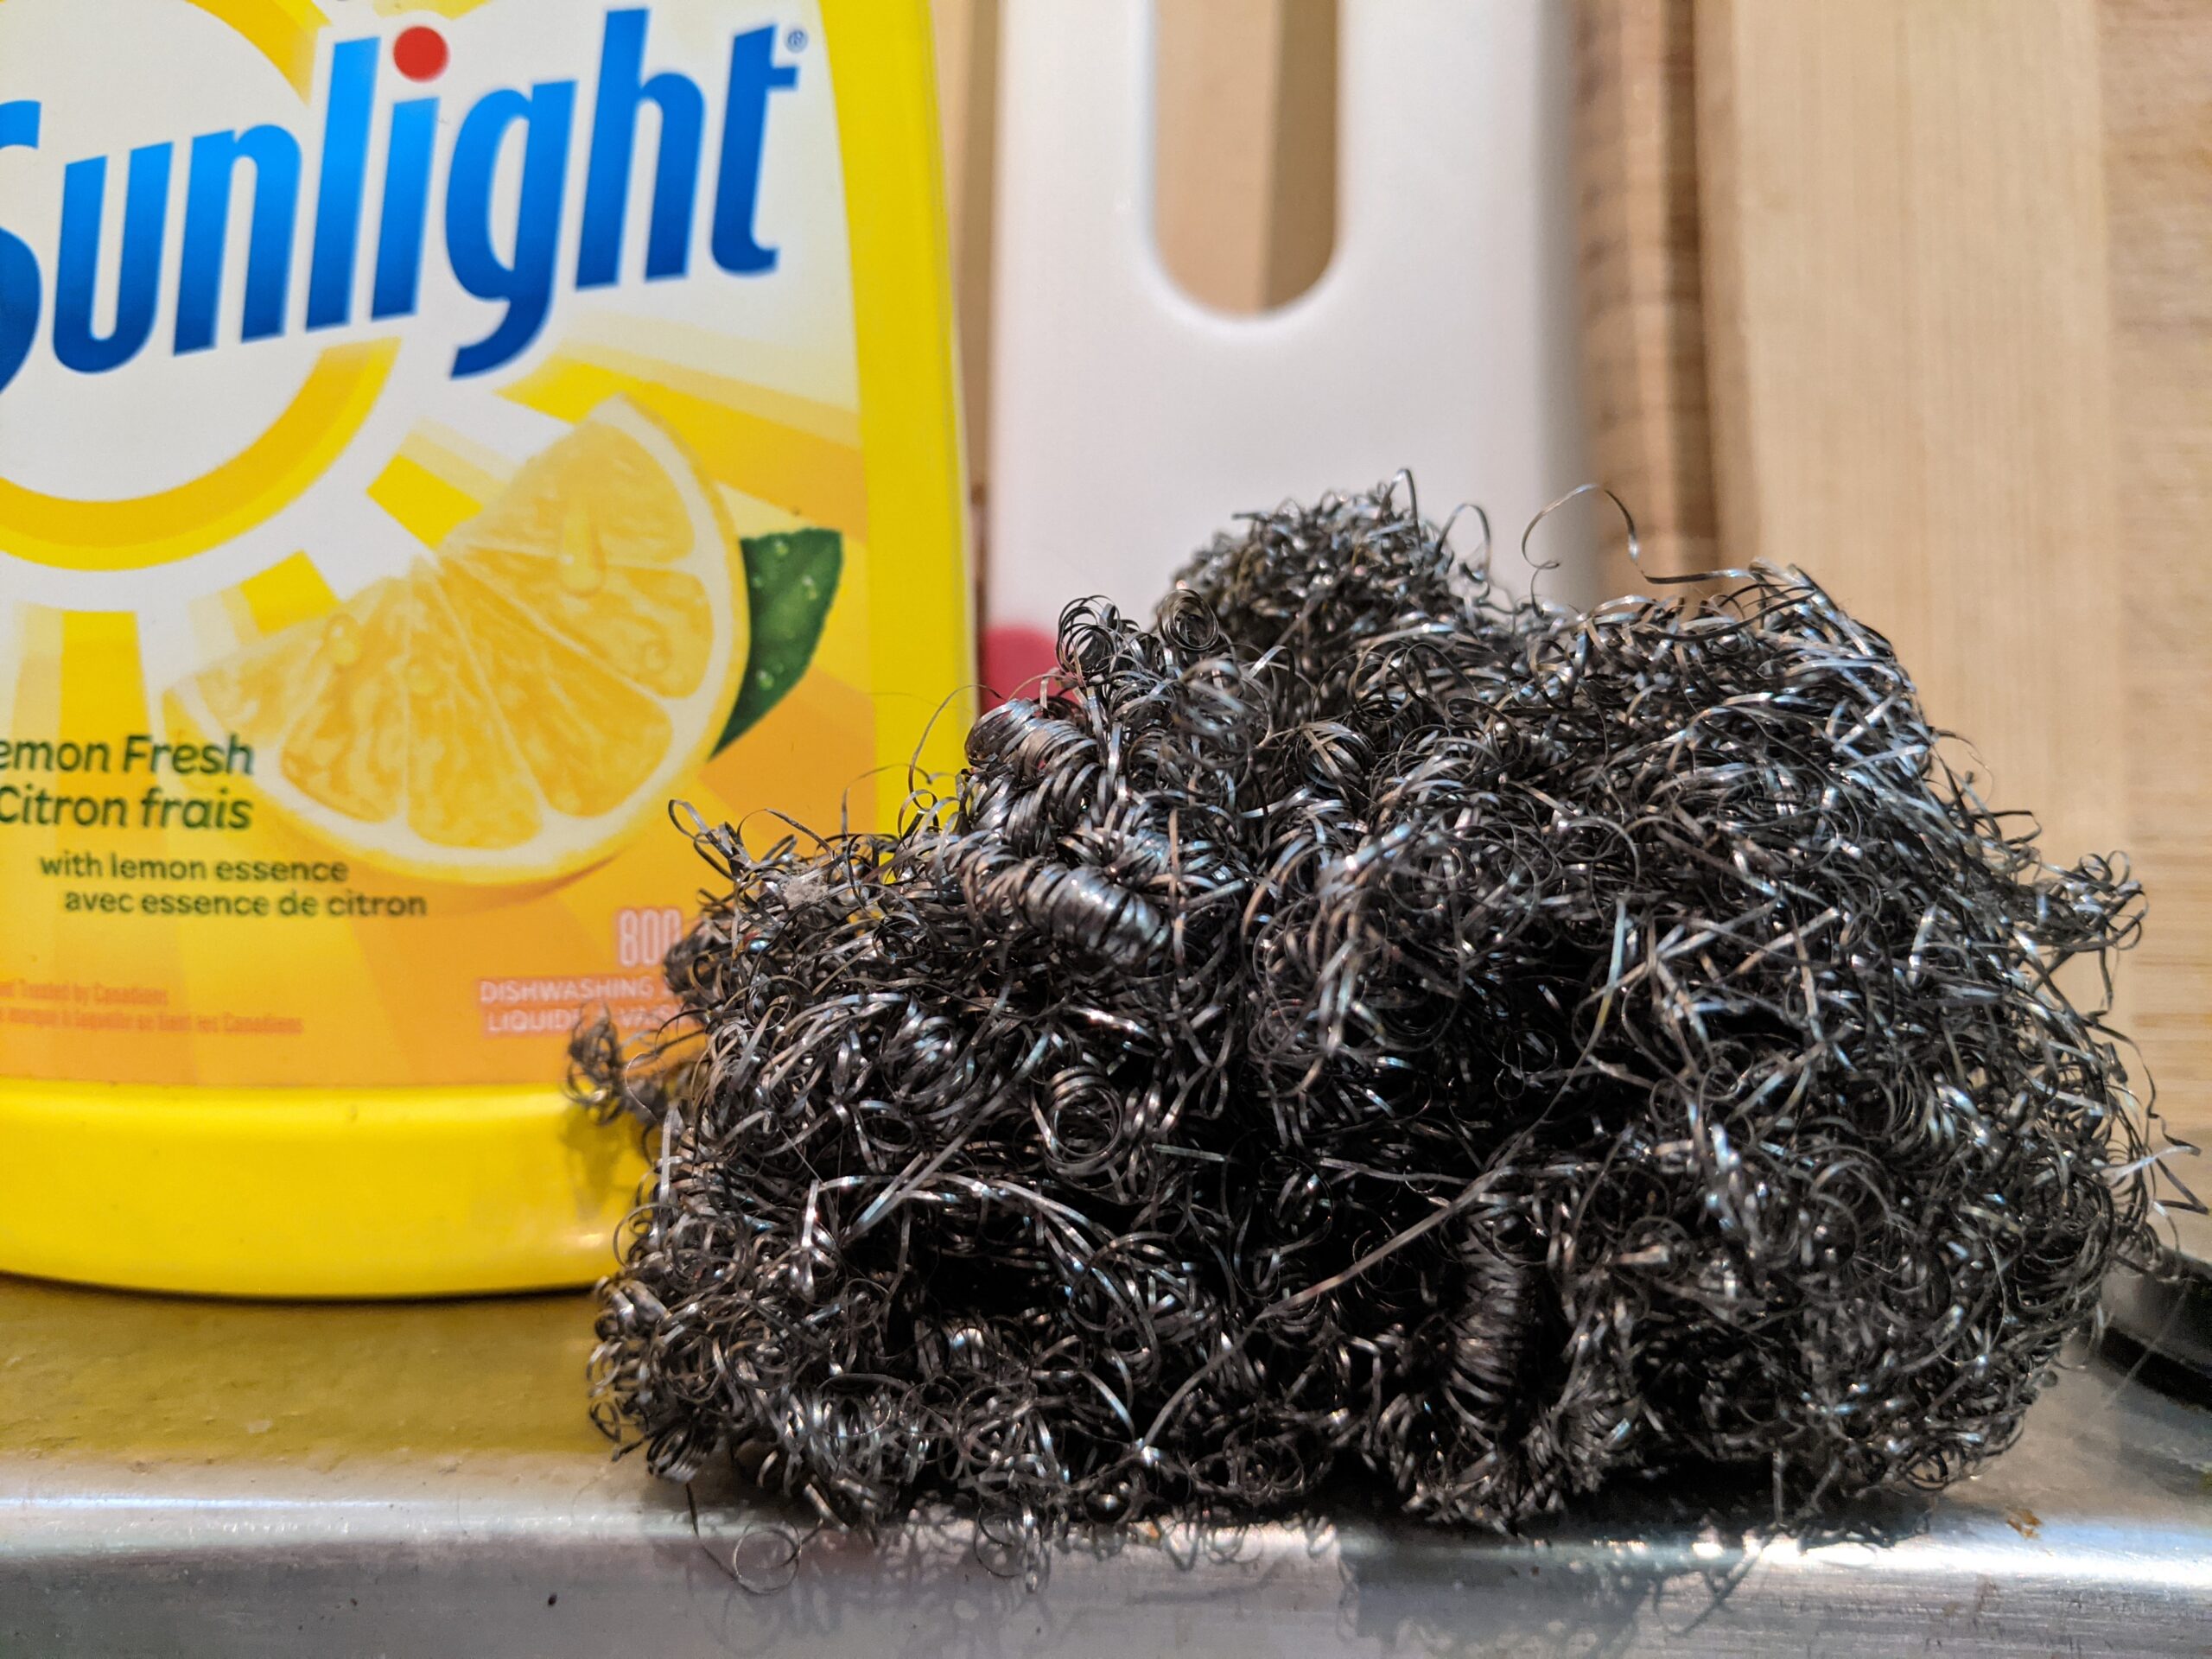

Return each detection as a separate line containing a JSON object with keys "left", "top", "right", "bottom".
{"left": 786, "top": 28, "right": 809, "bottom": 52}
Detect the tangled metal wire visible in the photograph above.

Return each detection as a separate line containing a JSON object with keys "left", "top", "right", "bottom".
{"left": 576, "top": 481, "right": 2163, "bottom": 1559}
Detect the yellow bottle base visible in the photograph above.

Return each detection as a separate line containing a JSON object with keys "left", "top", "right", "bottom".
{"left": 0, "top": 1081, "right": 645, "bottom": 1299}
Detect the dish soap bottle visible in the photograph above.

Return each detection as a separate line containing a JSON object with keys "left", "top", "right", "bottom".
{"left": 0, "top": 0, "right": 971, "bottom": 1295}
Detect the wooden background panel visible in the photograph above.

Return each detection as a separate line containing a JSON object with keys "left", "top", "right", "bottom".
{"left": 1694, "top": 0, "right": 2126, "bottom": 880}
{"left": 931, "top": 0, "right": 1000, "bottom": 521}
{"left": 1696, "top": 0, "right": 2125, "bottom": 827}
{"left": 2102, "top": 0, "right": 2212, "bottom": 1161}
{"left": 1579, "top": 0, "right": 2209, "bottom": 1154}
{"left": 1573, "top": 0, "right": 1717, "bottom": 584}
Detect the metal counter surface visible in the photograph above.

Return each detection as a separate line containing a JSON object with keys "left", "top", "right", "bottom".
{"left": 2, "top": 1272, "right": 2208, "bottom": 1658}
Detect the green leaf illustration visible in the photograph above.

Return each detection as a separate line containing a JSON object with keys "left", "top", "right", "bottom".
{"left": 716, "top": 527, "right": 844, "bottom": 753}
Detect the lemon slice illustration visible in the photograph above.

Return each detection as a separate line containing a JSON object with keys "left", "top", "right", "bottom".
{"left": 168, "top": 398, "right": 748, "bottom": 884}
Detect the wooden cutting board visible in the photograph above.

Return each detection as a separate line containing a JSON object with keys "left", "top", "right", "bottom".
{"left": 1576, "top": 0, "right": 2212, "bottom": 1161}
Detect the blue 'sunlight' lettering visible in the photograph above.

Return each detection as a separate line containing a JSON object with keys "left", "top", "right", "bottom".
{"left": 578, "top": 9, "right": 706, "bottom": 288}
{"left": 306, "top": 39, "right": 379, "bottom": 331}
{"left": 445, "top": 82, "right": 575, "bottom": 377}
{"left": 372, "top": 98, "right": 439, "bottom": 323}
{"left": 54, "top": 143, "right": 170, "bottom": 374}
{"left": 175, "top": 125, "right": 302, "bottom": 353}
{"left": 713, "top": 26, "right": 798, "bottom": 276}
{"left": 0, "top": 101, "right": 41, "bottom": 394}
{"left": 0, "top": 9, "right": 801, "bottom": 393}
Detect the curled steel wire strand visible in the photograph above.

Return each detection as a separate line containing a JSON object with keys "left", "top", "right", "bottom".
{"left": 577, "top": 483, "right": 2162, "bottom": 1560}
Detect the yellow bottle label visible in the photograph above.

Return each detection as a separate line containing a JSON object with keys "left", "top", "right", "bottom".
{"left": 0, "top": 0, "right": 965, "bottom": 1089}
